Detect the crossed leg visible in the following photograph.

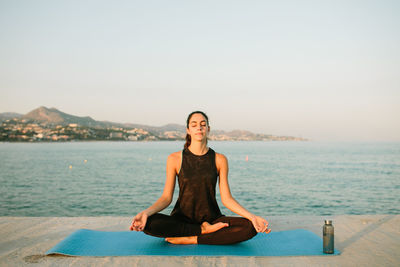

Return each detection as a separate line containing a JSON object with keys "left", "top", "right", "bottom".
{"left": 144, "top": 214, "right": 257, "bottom": 245}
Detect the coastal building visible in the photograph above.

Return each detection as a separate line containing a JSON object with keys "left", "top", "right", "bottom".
{"left": 127, "top": 135, "right": 138, "bottom": 141}
{"left": 110, "top": 132, "right": 123, "bottom": 139}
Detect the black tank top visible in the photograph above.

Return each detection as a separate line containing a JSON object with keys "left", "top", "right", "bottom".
{"left": 170, "top": 147, "right": 223, "bottom": 224}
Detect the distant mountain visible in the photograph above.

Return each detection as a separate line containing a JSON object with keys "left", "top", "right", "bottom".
{"left": 0, "top": 112, "right": 22, "bottom": 121}
{"left": 213, "top": 129, "right": 255, "bottom": 137}
{"left": 1, "top": 106, "right": 307, "bottom": 141}
{"left": 1, "top": 106, "right": 185, "bottom": 133}
{"left": 22, "top": 106, "right": 100, "bottom": 127}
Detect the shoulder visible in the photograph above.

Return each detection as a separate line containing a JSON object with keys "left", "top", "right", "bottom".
{"left": 168, "top": 151, "right": 182, "bottom": 162}
{"left": 167, "top": 151, "right": 182, "bottom": 172}
{"left": 215, "top": 152, "right": 227, "bottom": 161}
{"left": 215, "top": 152, "right": 228, "bottom": 168}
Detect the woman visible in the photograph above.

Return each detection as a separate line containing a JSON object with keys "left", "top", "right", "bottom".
{"left": 130, "top": 111, "right": 271, "bottom": 245}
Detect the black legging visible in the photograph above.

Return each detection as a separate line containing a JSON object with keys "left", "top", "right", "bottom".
{"left": 144, "top": 213, "right": 257, "bottom": 245}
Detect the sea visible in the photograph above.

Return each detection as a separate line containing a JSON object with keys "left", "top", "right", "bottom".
{"left": 0, "top": 141, "right": 399, "bottom": 217}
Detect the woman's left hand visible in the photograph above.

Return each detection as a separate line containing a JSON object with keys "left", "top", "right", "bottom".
{"left": 250, "top": 215, "right": 271, "bottom": 234}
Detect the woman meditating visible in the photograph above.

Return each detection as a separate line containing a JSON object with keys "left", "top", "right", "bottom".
{"left": 130, "top": 111, "right": 271, "bottom": 245}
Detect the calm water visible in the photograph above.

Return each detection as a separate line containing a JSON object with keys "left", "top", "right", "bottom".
{"left": 0, "top": 141, "right": 399, "bottom": 217}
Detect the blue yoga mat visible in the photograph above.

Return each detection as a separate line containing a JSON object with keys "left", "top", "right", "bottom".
{"left": 46, "top": 229, "right": 340, "bottom": 256}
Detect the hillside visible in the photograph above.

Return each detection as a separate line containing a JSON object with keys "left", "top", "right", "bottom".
{"left": 22, "top": 106, "right": 99, "bottom": 127}
{"left": 0, "top": 106, "right": 307, "bottom": 141}
{"left": 0, "top": 112, "right": 22, "bottom": 121}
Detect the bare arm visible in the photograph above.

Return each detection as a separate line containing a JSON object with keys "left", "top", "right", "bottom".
{"left": 130, "top": 152, "right": 179, "bottom": 231}
{"left": 142, "top": 153, "right": 178, "bottom": 215}
{"left": 217, "top": 153, "right": 271, "bottom": 233}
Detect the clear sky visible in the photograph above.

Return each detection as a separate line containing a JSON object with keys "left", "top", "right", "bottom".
{"left": 0, "top": 0, "right": 399, "bottom": 141}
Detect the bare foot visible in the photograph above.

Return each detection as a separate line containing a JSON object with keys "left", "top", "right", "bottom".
{"left": 200, "top": 221, "right": 229, "bottom": 234}
{"left": 165, "top": 236, "right": 197, "bottom": 245}
{"left": 164, "top": 222, "right": 229, "bottom": 245}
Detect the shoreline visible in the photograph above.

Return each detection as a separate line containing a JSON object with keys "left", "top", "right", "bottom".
{"left": 1, "top": 215, "right": 399, "bottom": 266}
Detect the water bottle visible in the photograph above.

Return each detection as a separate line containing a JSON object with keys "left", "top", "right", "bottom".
{"left": 323, "top": 220, "right": 334, "bottom": 254}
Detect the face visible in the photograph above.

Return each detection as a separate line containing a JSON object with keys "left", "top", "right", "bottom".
{"left": 186, "top": 113, "right": 210, "bottom": 141}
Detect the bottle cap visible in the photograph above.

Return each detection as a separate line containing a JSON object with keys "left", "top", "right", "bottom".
{"left": 325, "top": 220, "right": 332, "bottom": 225}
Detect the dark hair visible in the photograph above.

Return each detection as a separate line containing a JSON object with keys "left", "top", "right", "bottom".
{"left": 184, "top": 111, "right": 209, "bottom": 149}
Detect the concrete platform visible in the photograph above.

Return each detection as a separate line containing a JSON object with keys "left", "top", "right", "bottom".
{"left": 0, "top": 215, "right": 399, "bottom": 266}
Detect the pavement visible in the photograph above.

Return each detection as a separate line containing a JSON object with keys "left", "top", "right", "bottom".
{"left": 0, "top": 215, "right": 399, "bottom": 266}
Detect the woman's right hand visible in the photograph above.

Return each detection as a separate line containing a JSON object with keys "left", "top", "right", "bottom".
{"left": 129, "top": 211, "right": 148, "bottom": 231}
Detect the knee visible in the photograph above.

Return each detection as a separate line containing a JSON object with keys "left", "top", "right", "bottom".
{"left": 232, "top": 218, "right": 257, "bottom": 242}
{"left": 144, "top": 213, "right": 157, "bottom": 228}
{"left": 244, "top": 219, "right": 257, "bottom": 239}
{"left": 144, "top": 213, "right": 164, "bottom": 234}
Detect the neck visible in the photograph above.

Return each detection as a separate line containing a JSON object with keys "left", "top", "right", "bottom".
{"left": 188, "top": 140, "right": 208, "bottom": 155}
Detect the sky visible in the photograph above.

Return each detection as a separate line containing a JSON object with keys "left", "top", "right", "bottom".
{"left": 0, "top": 0, "right": 399, "bottom": 141}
